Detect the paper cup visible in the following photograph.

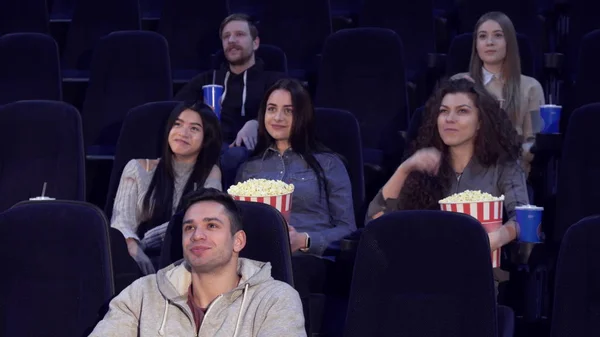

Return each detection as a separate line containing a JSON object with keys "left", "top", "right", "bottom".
{"left": 539, "top": 104, "right": 561, "bottom": 134}
{"left": 230, "top": 193, "right": 293, "bottom": 223}
{"left": 515, "top": 205, "right": 544, "bottom": 243}
{"left": 202, "top": 84, "right": 224, "bottom": 119}
{"left": 439, "top": 200, "right": 504, "bottom": 268}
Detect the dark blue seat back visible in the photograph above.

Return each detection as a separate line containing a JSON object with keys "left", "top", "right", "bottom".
{"left": 158, "top": 0, "right": 229, "bottom": 74}
{"left": 82, "top": 31, "right": 172, "bottom": 153}
{"left": 316, "top": 28, "right": 409, "bottom": 151}
{"left": 0, "top": 200, "right": 114, "bottom": 337}
{"left": 62, "top": 0, "right": 140, "bottom": 72}
{"left": 551, "top": 215, "right": 600, "bottom": 337}
{"left": 0, "top": 33, "right": 62, "bottom": 105}
{"left": 574, "top": 30, "right": 600, "bottom": 109}
{"left": 50, "top": 0, "right": 76, "bottom": 19}
{"left": 0, "top": 101, "right": 85, "bottom": 212}
{"left": 0, "top": 0, "right": 49, "bottom": 35}
{"left": 554, "top": 103, "right": 600, "bottom": 243}
{"left": 345, "top": 210, "right": 499, "bottom": 337}
{"left": 359, "top": 0, "right": 436, "bottom": 75}
{"left": 260, "top": 0, "right": 332, "bottom": 72}
{"left": 563, "top": 0, "right": 600, "bottom": 77}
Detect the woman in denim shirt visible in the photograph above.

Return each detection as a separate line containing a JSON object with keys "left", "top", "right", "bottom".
{"left": 236, "top": 79, "right": 356, "bottom": 301}
{"left": 236, "top": 78, "right": 356, "bottom": 254}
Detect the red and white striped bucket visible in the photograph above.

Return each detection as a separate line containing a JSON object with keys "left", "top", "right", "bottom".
{"left": 231, "top": 193, "right": 293, "bottom": 223}
{"left": 439, "top": 200, "right": 503, "bottom": 268}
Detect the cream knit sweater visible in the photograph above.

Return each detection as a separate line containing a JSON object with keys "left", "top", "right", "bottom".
{"left": 110, "top": 159, "right": 221, "bottom": 250}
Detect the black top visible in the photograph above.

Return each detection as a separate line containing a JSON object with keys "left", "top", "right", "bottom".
{"left": 174, "top": 59, "right": 285, "bottom": 143}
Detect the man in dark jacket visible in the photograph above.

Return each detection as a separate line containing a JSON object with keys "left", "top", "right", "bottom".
{"left": 174, "top": 14, "right": 285, "bottom": 188}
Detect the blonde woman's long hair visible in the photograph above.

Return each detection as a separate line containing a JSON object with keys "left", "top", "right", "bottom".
{"left": 469, "top": 11, "right": 522, "bottom": 127}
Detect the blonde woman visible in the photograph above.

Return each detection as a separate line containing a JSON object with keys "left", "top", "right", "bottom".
{"left": 452, "top": 11, "right": 545, "bottom": 174}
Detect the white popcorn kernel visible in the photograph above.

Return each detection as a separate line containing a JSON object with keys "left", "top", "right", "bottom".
{"left": 439, "top": 190, "right": 504, "bottom": 203}
{"left": 227, "top": 178, "right": 295, "bottom": 197}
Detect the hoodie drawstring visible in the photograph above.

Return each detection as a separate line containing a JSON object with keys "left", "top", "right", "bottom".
{"left": 158, "top": 299, "right": 169, "bottom": 335}
{"left": 241, "top": 71, "right": 247, "bottom": 117}
{"left": 221, "top": 71, "right": 248, "bottom": 117}
{"left": 232, "top": 283, "right": 249, "bottom": 337}
{"left": 157, "top": 283, "right": 248, "bottom": 336}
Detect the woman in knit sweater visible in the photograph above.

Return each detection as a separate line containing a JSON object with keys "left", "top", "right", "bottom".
{"left": 111, "top": 101, "right": 223, "bottom": 274}
{"left": 452, "top": 11, "right": 545, "bottom": 174}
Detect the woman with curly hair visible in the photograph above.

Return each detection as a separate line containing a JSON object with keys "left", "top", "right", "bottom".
{"left": 367, "top": 78, "right": 529, "bottom": 252}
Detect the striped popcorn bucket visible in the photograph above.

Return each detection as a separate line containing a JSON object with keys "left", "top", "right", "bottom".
{"left": 230, "top": 192, "right": 293, "bottom": 223}
{"left": 439, "top": 200, "right": 504, "bottom": 268}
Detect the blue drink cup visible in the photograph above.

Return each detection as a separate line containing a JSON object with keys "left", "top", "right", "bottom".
{"left": 515, "top": 205, "right": 544, "bottom": 243}
{"left": 539, "top": 104, "right": 561, "bottom": 134}
{"left": 202, "top": 84, "right": 224, "bottom": 119}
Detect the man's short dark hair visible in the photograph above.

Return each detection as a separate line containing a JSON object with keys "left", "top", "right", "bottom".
{"left": 219, "top": 13, "right": 259, "bottom": 40}
{"left": 182, "top": 188, "right": 243, "bottom": 235}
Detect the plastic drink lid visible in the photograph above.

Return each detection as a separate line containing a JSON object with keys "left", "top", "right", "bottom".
{"left": 29, "top": 196, "right": 56, "bottom": 201}
{"left": 515, "top": 204, "right": 544, "bottom": 210}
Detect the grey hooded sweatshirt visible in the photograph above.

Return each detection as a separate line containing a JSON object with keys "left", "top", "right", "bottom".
{"left": 89, "top": 258, "right": 306, "bottom": 337}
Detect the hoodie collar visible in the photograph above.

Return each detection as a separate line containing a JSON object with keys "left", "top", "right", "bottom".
{"left": 220, "top": 58, "right": 265, "bottom": 74}
{"left": 220, "top": 59, "right": 265, "bottom": 117}
{"left": 156, "top": 257, "right": 273, "bottom": 303}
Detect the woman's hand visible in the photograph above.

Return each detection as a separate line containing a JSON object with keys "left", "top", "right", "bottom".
{"left": 488, "top": 221, "right": 519, "bottom": 251}
{"left": 488, "top": 231, "right": 501, "bottom": 252}
{"left": 126, "top": 238, "right": 156, "bottom": 275}
{"left": 456, "top": 74, "right": 476, "bottom": 83}
{"left": 400, "top": 147, "right": 442, "bottom": 176}
{"left": 378, "top": 147, "right": 442, "bottom": 210}
{"left": 288, "top": 225, "right": 308, "bottom": 253}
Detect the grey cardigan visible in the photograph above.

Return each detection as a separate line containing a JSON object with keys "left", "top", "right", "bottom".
{"left": 367, "top": 157, "right": 530, "bottom": 222}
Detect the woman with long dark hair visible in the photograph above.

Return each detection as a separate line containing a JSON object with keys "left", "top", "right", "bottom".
{"left": 368, "top": 78, "right": 529, "bottom": 254}
{"left": 111, "top": 101, "right": 223, "bottom": 274}
{"left": 235, "top": 78, "right": 356, "bottom": 299}
{"left": 237, "top": 78, "right": 356, "bottom": 253}
{"left": 452, "top": 11, "right": 545, "bottom": 174}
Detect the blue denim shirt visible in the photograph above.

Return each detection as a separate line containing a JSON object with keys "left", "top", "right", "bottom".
{"left": 236, "top": 148, "right": 357, "bottom": 256}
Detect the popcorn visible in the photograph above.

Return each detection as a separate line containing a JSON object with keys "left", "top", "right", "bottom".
{"left": 439, "top": 190, "right": 505, "bottom": 268}
{"left": 227, "top": 179, "right": 295, "bottom": 223}
{"left": 439, "top": 190, "right": 504, "bottom": 203}
{"left": 227, "top": 179, "right": 295, "bottom": 197}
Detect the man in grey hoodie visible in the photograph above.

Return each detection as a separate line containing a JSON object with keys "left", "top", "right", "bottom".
{"left": 89, "top": 188, "right": 306, "bottom": 337}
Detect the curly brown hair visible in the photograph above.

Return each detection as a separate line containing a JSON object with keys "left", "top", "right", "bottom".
{"left": 397, "top": 78, "right": 522, "bottom": 210}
